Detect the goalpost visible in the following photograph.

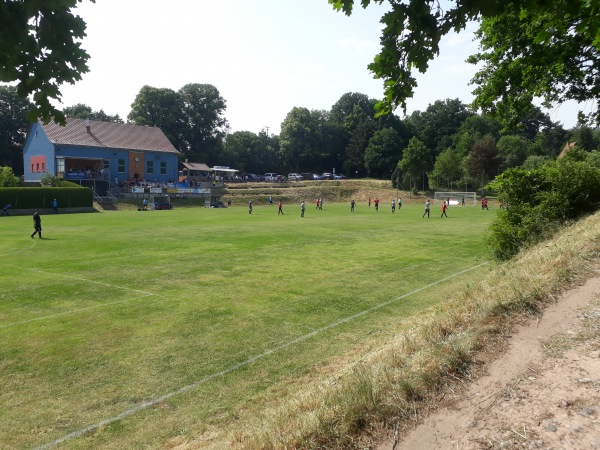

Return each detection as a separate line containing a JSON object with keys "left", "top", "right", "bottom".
{"left": 434, "top": 191, "right": 477, "bottom": 206}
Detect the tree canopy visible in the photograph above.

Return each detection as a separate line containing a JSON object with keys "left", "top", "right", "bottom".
{"left": 328, "top": 0, "right": 599, "bottom": 126}
{"left": 0, "top": 0, "right": 95, "bottom": 124}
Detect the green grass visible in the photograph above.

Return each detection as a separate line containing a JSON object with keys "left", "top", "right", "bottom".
{"left": 0, "top": 202, "right": 494, "bottom": 449}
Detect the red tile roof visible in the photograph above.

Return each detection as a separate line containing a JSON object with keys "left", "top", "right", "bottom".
{"left": 41, "top": 118, "right": 179, "bottom": 154}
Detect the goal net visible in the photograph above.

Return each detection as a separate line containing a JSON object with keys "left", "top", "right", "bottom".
{"left": 434, "top": 192, "right": 477, "bottom": 206}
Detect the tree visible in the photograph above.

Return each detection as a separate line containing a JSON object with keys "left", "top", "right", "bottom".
{"left": 279, "top": 107, "right": 320, "bottom": 172}
{"left": 178, "top": 83, "right": 229, "bottom": 164}
{"left": 0, "top": 0, "right": 95, "bottom": 124}
{"left": 329, "top": 0, "right": 599, "bottom": 126}
{"left": 428, "top": 148, "right": 465, "bottom": 190}
{"left": 364, "top": 128, "right": 403, "bottom": 178}
{"left": 406, "top": 99, "right": 474, "bottom": 156}
{"left": 469, "top": 1, "right": 600, "bottom": 127}
{"left": 128, "top": 86, "right": 185, "bottom": 151}
{"left": 222, "top": 131, "right": 280, "bottom": 174}
{"left": 398, "top": 137, "right": 433, "bottom": 191}
{"left": 465, "top": 135, "right": 501, "bottom": 188}
{"left": 497, "top": 135, "right": 529, "bottom": 169}
{"left": 0, "top": 85, "right": 32, "bottom": 174}
{"left": 63, "top": 103, "right": 123, "bottom": 123}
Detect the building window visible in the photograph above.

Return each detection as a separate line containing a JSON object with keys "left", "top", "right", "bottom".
{"left": 118, "top": 159, "right": 125, "bottom": 173}
{"left": 36, "top": 163, "right": 40, "bottom": 172}
{"left": 57, "top": 158, "right": 64, "bottom": 173}
{"left": 160, "top": 161, "right": 167, "bottom": 175}
{"left": 41, "top": 162, "right": 45, "bottom": 172}
{"left": 31, "top": 163, "right": 34, "bottom": 172}
{"left": 147, "top": 160, "right": 154, "bottom": 175}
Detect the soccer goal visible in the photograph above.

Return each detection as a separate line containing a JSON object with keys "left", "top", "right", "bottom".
{"left": 434, "top": 191, "right": 477, "bottom": 206}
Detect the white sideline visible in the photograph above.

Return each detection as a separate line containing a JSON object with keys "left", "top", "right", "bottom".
{"left": 1, "top": 266, "right": 156, "bottom": 329}
{"left": 34, "top": 262, "right": 488, "bottom": 450}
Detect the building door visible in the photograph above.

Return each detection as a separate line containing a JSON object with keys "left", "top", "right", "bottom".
{"left": 129, "top": 152, "right": 144, "bottom": 180}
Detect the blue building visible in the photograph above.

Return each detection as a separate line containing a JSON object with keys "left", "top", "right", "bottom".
{"left": 23, "top": 118, "right": 180, "bottom": 194}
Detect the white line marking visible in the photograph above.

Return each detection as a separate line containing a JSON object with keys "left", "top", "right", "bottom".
{"left": 0, "top": 294, "right": 154, "bottom": 330}
{"left": 1, "top": 265, "right": 156, "bottom": 329}
{"left": 34, "top": 262, "right": 488, "bottom": 450}
{"left": 12, "top": 266, "right": 156, "bottom": 296}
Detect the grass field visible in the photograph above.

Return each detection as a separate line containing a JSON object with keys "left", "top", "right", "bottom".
{"left": 0, "top": 202, "right": 495, "bottom": 449}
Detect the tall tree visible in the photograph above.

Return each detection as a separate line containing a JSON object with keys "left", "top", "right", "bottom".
{"left": 497, "top": 135, "right": 529, "bottom": 169}
{"left": 128, "top": 86, "right": 186, "bottom": 153}
{"left": 406, "top": 99, "right": 474, "bottom": 156}
{"left": 465, "top": 135, "right": 501, "bottom": 188}
{"left": 0, "top": 85, "right": 33, "bottom": 174}
{"left": 469, "top": 0, "right": 600, "bottom": 127}
{"left": 364, "top": 128, "right": 403, "bottom": 178}
{"left": 279, "top": 107, "right": 320, "bottom": 172}
{"left": 428, "top": 148, "right": 465, "bottom": 190}
{"left": 0, "top": 0, "right": 95, "bottom": 124}
{"left": 178, "top": 83, "right": 229, "bottom": 164}
{"left": 63, "top": 103, "right": 123, "bottom": 123}
{"left": 329, "top": 0, "right": 599, "bottom": 126}
{"left": 398, "top": 137, "right": 433, "bottom": 191}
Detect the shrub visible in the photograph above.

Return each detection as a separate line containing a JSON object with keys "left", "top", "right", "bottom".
{"left": 487, "top": 159, "right": 600, "bottom": 260}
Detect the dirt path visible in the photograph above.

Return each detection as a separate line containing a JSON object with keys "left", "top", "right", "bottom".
{"left": 378, "top": 276, "right": 600, "bottom": 450}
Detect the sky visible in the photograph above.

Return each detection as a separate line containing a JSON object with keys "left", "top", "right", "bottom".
{"left": 56, "top": 0, "right": 584, "bottom": 135}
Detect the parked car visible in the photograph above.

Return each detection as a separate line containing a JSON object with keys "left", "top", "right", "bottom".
{"left": 263, "top": 172, "right": 279, "bottom": 182}
{"left": 288, "top": 173, "right": 304, "bottom": 181}
{"left": 311, "top": 173, "right": 323, "bottom": 180}
{"left": 333, "top": 173, "right": 347, "bottom": 179}
{"left": 276, "top": 175, "right": 287, "bottom": 182}
{"left": 244, "top": 173, "right": 259, "bottom": 182}
{"left": 321, "top": 173, "right": 334, "bottom": 180}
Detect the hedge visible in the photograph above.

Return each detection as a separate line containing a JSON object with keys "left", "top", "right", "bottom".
{"left": 0, "top": 186, "right": 93, "bottom": 209}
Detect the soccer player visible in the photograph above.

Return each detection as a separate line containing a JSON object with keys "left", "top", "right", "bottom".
{"left": 31, "top": 209, "right": 42, "bottom": 238}
{"left": 391, "top": 199, "right": 395, "bottom": 213}
{"left": 248, "top": 200, "right": 253, "bottom": 214}
{"left": 351, "top": 199, "right": 355, "bottom": 212}
{"left": 278, "top": 201, "right": 284, "bottom": 215}
{"left": 422, "top": 200, "right": 430, "bottom": 218}
{"left": 441, "top": 202, "right": 448, "bottom": 218}
{"left": 301, "top": 201, "right": 305, "bottom": 217}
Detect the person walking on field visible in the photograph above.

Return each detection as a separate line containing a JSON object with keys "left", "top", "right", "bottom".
{"left": 248, "top": 200, "right": 253, "bottom": 214}
{"left": 52, "top": 198, "right": 58, "bottom": 213}
{"left": 301, "top": 201, "right": 305, "bottom": 217}
{"left": 351, "top": 199, "right": 355, "bottom": 212}
{"left": 441, "top": 201, "right": 448, "bottom": 218}
{"left": 368, "top": 196, "right": 371, "bottom": 207}
{"left": 31, "top": 209, "right": 42, "bottom": 238}
{"left": 374, "top": 198, "right": 380, "bottom": 211}
{"left": 391, "top": 199, "right": 395, "bottom": 213}
{"left": 422, "top": 200, "right": 430, "bottom": 218}
{"left": 398, "top": 197, "right": 402, "bottom": 209}
{"left": 278, "top": 200, "right": 284, "bottom": 215}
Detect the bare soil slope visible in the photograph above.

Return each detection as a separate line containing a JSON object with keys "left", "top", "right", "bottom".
{"left": 378, "top": 277, "right": 600, "bottom": 450}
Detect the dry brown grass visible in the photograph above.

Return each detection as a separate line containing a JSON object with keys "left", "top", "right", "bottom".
{"left": 177, "top": 212, "right": 600, "bottom": 450}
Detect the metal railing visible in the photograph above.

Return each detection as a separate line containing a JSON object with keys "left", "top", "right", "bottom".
{"left": 106, "top": 191, "right": 118, "bottom": 205}
{"left": 92, "top": 190, "right": 103, "bottom": 204}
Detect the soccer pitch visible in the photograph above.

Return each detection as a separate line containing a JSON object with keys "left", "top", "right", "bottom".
{"left": 0, "top": 202, "right": 494, "bottom": 449}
